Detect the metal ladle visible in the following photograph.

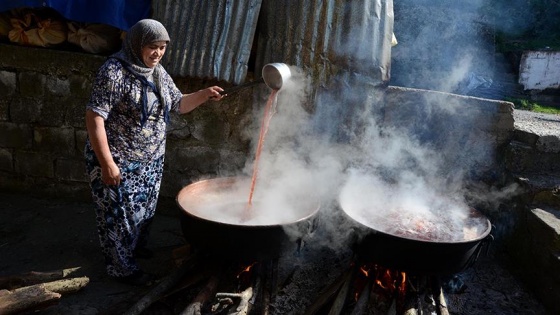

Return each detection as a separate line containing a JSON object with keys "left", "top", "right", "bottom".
{"left": 219, "top": 63, "right": 291, "bottom": 96}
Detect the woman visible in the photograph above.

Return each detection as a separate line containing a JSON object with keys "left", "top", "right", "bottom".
{"left": 85, "top": 19, "right": 224, "bottom": 285}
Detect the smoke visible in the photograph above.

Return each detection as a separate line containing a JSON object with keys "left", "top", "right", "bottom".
{"left": 232, "top": 0, "right": 527, "bottom": 251}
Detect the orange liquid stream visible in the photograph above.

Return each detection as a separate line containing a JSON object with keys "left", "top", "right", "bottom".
{"left": 245, "top": 90, "right": 279, "bottom": 218}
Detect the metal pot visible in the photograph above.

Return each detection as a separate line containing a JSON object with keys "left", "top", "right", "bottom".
{"left": 176, "top": 176, "right": 319, "bottom": 261}
{"left": 339, "top": 204, "right": 492, "bottom": 275}
{"left": 219, "top": 63, "right": 292, "bottom": 96}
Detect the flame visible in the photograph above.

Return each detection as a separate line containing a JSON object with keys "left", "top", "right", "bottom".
{"left": 359, "top": 265, "right": 370, "bottom": 278}
{"left": 236, "top": 262, "right": 257, "bottom": 279}
{"left": 398, "top": 271, "right": 407, "bottom": 297}
{"left": 355, "top": 264, "right": 408, "bottom": 299}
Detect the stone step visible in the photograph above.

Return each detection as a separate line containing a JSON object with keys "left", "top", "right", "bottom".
{"left": 529, "top": 207, "right": 560, "bottom": 273}
{"left": 506, "top": 141, "right": 560, "bottom": 175}
{"left": 523, "top": 206, "right": 560, "bottom": 313}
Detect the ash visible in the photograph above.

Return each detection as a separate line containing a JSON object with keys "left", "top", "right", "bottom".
{"left": 269, "top": 226, "right": 354, "bottom": 314}
{"left": 268, "top": 226, "right": 549, "bottom": 315}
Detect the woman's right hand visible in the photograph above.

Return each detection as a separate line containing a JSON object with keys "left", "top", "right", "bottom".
{"left": 101, "top": 162, "right": 122, "bottom": 186}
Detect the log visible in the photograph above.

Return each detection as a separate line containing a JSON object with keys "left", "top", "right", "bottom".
{"left": 215, "top": 287, "right": 253, "bottom": 315}
{"left": 0, "top": 267, "right": 81, "bottom": 290}
{"left": 257, "top": 260, "right": 277, "bottom": 315}
{"left": 431, "top": 276, "right": 450, "bottom": 315}
{"left": 180, "top": 274, "right": 221, "bottom": 315}
{"left": 304, "top": 266, "right": 353, "bottom": 315}
{"left": 350, "top": 279, "right": 371, "bottom": 315}
{"left": 39, "top": 277, "right": 90, "bottom": 294}
{"left": 328, "top": 267, "right": 355, "bottom": 315}
{"left": 0, "top": 276, "right": 88, "bottom": 315}
{"left": 124, "top": 254, "right": 199, "bottom": 315}
{"left": 0, "top": 286, "right": 61, "bottom": 315}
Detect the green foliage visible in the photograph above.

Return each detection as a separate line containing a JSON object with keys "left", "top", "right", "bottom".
{"left": 506, "top": 97, "right": 560, "bottom": 115}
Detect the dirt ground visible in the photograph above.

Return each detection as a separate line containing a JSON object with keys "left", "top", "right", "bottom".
{"left": 0, "top": 191, "right": 552, "bottom": 315}
{"left": 0, "top": 191, "right": 187, "bottom": 314}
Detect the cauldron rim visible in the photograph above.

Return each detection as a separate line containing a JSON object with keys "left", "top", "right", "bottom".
{"left": 340, "top": 204, "right": 492, "bottom": 245}
{"left": 176, "top": 176, "right": 321, "bottom": 228}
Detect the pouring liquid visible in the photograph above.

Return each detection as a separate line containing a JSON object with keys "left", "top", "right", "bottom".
{"left": 245, "top": 90, "right": 279, "bottom": 220}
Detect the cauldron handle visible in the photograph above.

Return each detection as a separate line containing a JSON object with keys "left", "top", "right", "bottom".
{"left": 464, "top": 233, "right": 494, "bottom": 270}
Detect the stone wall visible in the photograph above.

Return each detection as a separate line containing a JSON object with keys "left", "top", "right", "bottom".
{"left": 0, "top": 43, "right": 252, "bottom": 205}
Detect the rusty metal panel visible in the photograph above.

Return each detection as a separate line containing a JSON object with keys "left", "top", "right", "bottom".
{"left": 256, "top": 0, "right": 393, "bottom": 86}
{"left": 153, "top": 0, "right": 262, "bottom": 83}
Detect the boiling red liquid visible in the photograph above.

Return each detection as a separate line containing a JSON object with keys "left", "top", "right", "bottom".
{"left": 245, "top": 90, "right": 279, "bottom": 218}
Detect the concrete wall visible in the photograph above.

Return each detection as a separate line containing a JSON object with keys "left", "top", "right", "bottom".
{"left": 0, "top": 43, "right": 252, "bottom": 205}
{"left": 519, "top": 50, "right": 560, "bottom": 91}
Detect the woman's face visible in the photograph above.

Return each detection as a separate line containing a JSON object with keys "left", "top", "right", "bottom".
{"left": 141, "top": 41, "right": 167, "bottom": 68}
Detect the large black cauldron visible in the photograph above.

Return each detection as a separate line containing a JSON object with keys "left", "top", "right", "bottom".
{"left": 339, "top": 205, "right": 492, "bottom": 275}
{"left": 176, "top": 176, "right": 319, "bottom": 260}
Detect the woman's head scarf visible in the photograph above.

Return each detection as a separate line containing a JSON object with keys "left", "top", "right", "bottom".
{"left": 111, "top": 19, "right": 172, "bottom": 126}
{"left": 113, "top": 19, "right": 170, "bottom": 76}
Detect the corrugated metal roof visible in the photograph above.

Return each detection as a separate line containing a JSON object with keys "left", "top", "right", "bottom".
{"left": 153, "top": 0, "right": 262, "bottom": 84}
{"left": 256, "top": 0, "right": 393, "bottom": 86}
{"left": 153, "top": 0, "right": 393, "bottom": 86}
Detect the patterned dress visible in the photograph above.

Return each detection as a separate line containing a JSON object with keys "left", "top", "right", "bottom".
{"left": 85, "top": 58, "right": 182, "bottom": 277}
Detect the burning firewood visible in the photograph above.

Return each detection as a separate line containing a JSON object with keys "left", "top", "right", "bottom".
{"left": 350, "top": 278, "right": 371, "bottom": 315}
{"left": 214, "top": 287, "right": 253, "bottom": 315}
{"left": 180, "top": 274, "right": 221, "bottom": 315}
{"left": 431, "top": 277, "right": 450, "bottom": 315}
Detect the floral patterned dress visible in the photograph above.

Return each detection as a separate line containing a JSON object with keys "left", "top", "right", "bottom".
{"left": 85, "top": 58, "right": 182, "bottom": 277}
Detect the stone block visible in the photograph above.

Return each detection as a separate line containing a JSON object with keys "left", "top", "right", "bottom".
{"left": 0, "top": 148, "right": 13, "bottom": 171}
{"left": 19, "top": 71, "right": 46, "bottom": 97}
{"left": 513, "top": 129, "right": 539, "bottom": 147}
{"left": 184, "top": 112, "right": 230, "bottom": 145}
{"left": 0, "top": 43, "right": 105, "bottom": 77}
{"left": 0, "top": 100, "right": 8, "bottom": 121}
{"left": 66, "top": 99, "right": 88, "bottom": 128}
{"left": 55, "top": 158, "right": 87, "bottom": 182}
{"left": 0, "top": 122, "right": 33, "bottom": 149}
{"left": 165, "top": 146, "right": 221, "bottom": 174}
{"left": 75, "top": 129, "right": 88, "bottom": 155}
{"left": 505, "top": 141, "right": 560, "bottom": 175}
{"left": 37, "top": 98, "right": 66, "bottom": 126}
{"left": 14, "top": 151, "right": 54, "bottom": 177}
{"left": 45, "top": 76, "right": 70, "bottom": 97}
{"left": 10, "top": 97, "right": 43, "bottom": 124}
{"left": 33, "top": 127, "right": 75, "bottom": 155}
{"left": 537, "top": 135, "right": 560, "bottom": 154}
{"left": 525, "top": 207, "right": 560, "bottom": 313}
{"left": 160, "top": 171, "right": 192, "bottom": 200}
{"left": 0, "top": 71, "right": 16, "bottom": 97}
{"left": 69, "top": 74, "right": 92, "bottom": 100}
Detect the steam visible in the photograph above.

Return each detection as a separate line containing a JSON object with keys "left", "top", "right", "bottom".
{"left": 221, "top": 0, "right": 528, "bottom": 250}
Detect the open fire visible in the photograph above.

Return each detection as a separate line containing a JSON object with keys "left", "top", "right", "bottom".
{"left": 121, "top": 230, "right": 473, "bottom": 315}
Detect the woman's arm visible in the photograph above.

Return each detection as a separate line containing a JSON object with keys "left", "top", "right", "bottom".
{"left": 178, "top": 86, "right": 224, "bottom": 114}
{"left": 85, "top": 109, "right": 122, "bottom": 186}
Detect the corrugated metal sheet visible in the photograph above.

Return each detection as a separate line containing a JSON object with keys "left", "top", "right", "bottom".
{"left": 256, "top": 0, "right": 393, "bottom": 86}
{"left": 153, "top": 0, "right": 393, "bottom": 86}
{"left": 153, "top": 0, "right": 262, "bottom": 84}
